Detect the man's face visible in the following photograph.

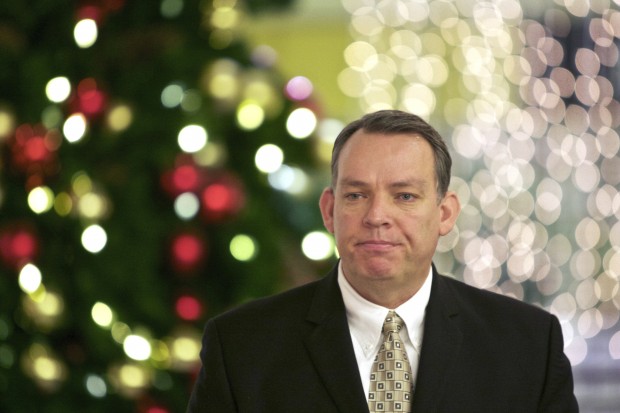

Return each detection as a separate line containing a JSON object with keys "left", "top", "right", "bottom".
{"left": 319, "top": 130, "right": 460, "bottom": 305}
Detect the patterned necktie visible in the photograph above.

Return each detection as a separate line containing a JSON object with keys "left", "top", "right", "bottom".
{"left": 368, "top": 311, "right": 413, "bottom": 413}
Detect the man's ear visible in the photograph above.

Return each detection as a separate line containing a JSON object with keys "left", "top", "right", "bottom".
{"left": 438, "top": 191, "right": 461, "bottom": 236}
{"left": 319, "top": 187, "right": 335, "bottom": 234}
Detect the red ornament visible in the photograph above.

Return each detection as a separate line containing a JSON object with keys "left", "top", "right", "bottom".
{"left": 76, "top": 5, "right": 104, "bottom": 23}
{"left": 78, "top": 78, "right": 106, "bottom": 116}
{"left": 200, "top": 174, "right": 245, "bottom": 222}
{"left": 170, "top": 232, "right": 207, "bottom": 273}
{"left": 161, "top": 164, "right": 204, "bottom": 197}
{"left": 175, "top": 295, "right": 203, "bottom": 321}
{"left": 75, "top": 1, "right": 126, "bottom": 25}
{"left": 136, "top": 396, "right": 170, "bottom": 413}
{"left": 160, "top": 155, "right": 210, "bottom": 198}
{"left": 0, "top": 224, "right": 39, "bottom": 270}
{"left": 69, "top": 78, "right": 107, "bottom": 118}
{"left": 144, "top": 407, "right": 168, "bottom": 413}
{"left": 9, "top": 124, "right": 61, "bottom": 181}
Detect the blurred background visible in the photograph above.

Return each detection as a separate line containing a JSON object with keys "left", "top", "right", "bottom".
{"left": 0, "top": 0, "right": 619, "bottom": 411}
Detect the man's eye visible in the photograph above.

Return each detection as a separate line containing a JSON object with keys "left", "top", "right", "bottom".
{"left": 399, "top": 193, "right": 416, "bottom": 201}
{"left": 345, "top": 193, "right": 363, "bottom": 200}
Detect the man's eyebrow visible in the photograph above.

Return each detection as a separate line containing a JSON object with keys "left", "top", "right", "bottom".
{"left": 390, "top": 179, "right": 428, "bottom": 189}
{"left": 338, "top": 178, "right": 368, "bottom": 188}
{"left": 338, "top": 178, "right": 429, "bottom": 189}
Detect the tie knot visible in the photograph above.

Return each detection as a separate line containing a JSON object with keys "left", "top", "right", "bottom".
{"left": 382, "top": 310, "right": 404, "bottom": 334}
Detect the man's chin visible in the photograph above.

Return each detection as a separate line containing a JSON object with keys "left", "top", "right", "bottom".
{"left": 342, "top": 254, "right": 401, "bottom": 277}
{"left": 357, "top": 260, "right": 397, "bottom": 280}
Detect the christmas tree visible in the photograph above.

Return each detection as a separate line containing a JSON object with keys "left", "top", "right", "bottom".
{"left": 0, "top": 1, "right": 335, "bottom": 411}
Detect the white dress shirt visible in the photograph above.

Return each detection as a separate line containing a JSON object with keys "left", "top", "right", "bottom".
{"left": 337, "top": 262, "right": 432, "bottom": 400}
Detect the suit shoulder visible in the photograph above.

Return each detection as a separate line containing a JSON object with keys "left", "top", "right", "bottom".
{"left": 438, "top": 274, "right": 553, "bottom": 322}
{"left": 211, "top": 277, "right": 322, "bottom": 324}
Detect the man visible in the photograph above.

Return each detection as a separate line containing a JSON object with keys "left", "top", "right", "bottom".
{"left": 187, "top": 110, "right": 578, "bottom": 412}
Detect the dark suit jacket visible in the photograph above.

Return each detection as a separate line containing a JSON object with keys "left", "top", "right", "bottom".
{"left": 187, "top": 264, "right": 578, "bottom": 412}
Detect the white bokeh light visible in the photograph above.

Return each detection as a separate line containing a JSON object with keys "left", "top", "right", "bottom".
{"left": 123, "top": 335, "right": 152, "bottom": 361}
{"left": 46, "top": 77, "right": 72, "bottom": 103}
{"left": 18, "top": 263, "right": 43, "bottom": 294}
{"left": 301, "top": 231, "right": 335, "bottom": 261}
{"left": 286, "top": 108, "right": 317, "bottom": 139}
{"left": 178, "top": 124, "right": 208, "bottom": 153}
{"left": 254, "top": 144, "right": 284, "bottom": 173}
{"left": 74, "top": 19, "right": 98, "bottom": 48}
{"left": 81, "top": 224, "right": 107, "bottom": 254}
{"left": 174, "top": 192, "right": 200, "bottom": 220}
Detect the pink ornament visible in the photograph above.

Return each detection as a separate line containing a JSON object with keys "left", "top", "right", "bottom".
{"left": 0, "top": 224, "right": 39, "bottom": 270}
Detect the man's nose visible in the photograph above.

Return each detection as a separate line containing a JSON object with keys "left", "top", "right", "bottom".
{"left": 362, "top": 196, "right": 392, "bottom": 227}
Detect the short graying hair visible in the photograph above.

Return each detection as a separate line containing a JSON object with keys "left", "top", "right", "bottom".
{"left": 330, "top": 110, "right": 452, "bottom": 199}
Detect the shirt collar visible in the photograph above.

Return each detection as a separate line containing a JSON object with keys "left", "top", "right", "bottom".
{"left": 337, "top": 261, "right": 433, "bottom": 357}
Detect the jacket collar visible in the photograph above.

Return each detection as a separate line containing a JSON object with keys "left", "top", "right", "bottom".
{"left": 411, "top": 266, "right": 463, "bottom": 412}
{"left": 304, "top": 264, "right": 369, "bottom": 412}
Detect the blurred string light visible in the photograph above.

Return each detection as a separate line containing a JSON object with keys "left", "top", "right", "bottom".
{"left": 161, "top": 82, "right": 202, "bottom": 112}
{"left": 340, "top": 0, "right": 620, "bottom": 365}
{"left": 85, "top": 374, "right": 107, "bottom": 398}
{"left": 18, "top": 263, "right": 42, "bottom": 294}
{"left": 0, "top": 106, "right": 16, "bottom": 141}
{"left": 81, "top": 224, "right": 107, "bottom": 254}
{"left": 267, "top": 164, "right": 309, "bottom": 194}
{"left": 54, "top": 192, "right": 72, "bottom": 216}
{"left": 301, "top": 231, "right": 335, "bottom": 261}
{"left": 161, "top": 83, "right": 185, "bottom": 108}
{"left": 286, "top": 107, "right": 318, "bottom": 139}
{"left": 193, "top": 142, "right": 228, "bottom": 168}
{"left": 254, "top": 143, "right": 284, "bottom": 173}
{"left": 203, "top": 58, "right": 240, "bottom": 102}
{"left": 108, "top": 362, "right": 150, "bottom": 397}
{"left": 229, "top": 234, "right": 258, "bottom": 261}
{"left": 41, "top": 106, "right": 64, "bottom": 130}
{"left": 22, "top": 289, "right": 65, "bottom": 331}
{"left": 45, "top": 77, "right": 72, "bottom": 103}
{"left": 285, "top": 76, "right": 314, "bottom": 101}
{"left": 17, "top": 263, "right": 66, "bottom": 333}
{"left": 236, "top": 100, "right": 265, "bottom": 130}
{"left": 63, "top": 113, "right": 87, "bottom": 143}
{"left": 74, "top": 19, "right": 98, "bottom": 48}
{"left": 21, "top": 343, "right": 67, "bottom": 391}
{"left": 205, "top": 0, "right": 243, "bottom": 49}
{"left": 18, "top": 263, "right": 64, "bottom": 330}
{"left": 106, "top": 103, "right": 133, "bottom": 132}
{"left": 174, "top": 192, "right": 200, "bottom": 220}
{"left": 166, "top": 327, "right": 201, "bottom": 371}
{"left": 161, "top": 0, "right": 184, "bottom": 19}
{"left": 178, "top": 124, "right": 208, "bottom": 153}
{"left": 316, "top": 118, "right": 345, "bottom": 164}
{"left": 123, "top": 335, "right": 152, "bottom": 361}
{"left": 91, "top": 302, "right": 114, "bottom": 328}
{"left": 27, "top": 186, "right": 54, "bottom": 214}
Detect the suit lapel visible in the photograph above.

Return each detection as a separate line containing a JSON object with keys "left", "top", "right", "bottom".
{"left": 411, "top": 269, "right": 463, "bottom": 412}
{"left": 303, "top": 266, "right": 369, "bottom": 412}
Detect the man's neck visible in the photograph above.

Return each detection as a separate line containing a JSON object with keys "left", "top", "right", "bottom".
{"left": 343, "top": 273, "right": 429, "bottom": 309}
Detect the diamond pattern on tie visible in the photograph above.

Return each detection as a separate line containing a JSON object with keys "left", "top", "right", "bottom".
{"left": 368, "top": 311, "right": 413, "bottom": 413}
